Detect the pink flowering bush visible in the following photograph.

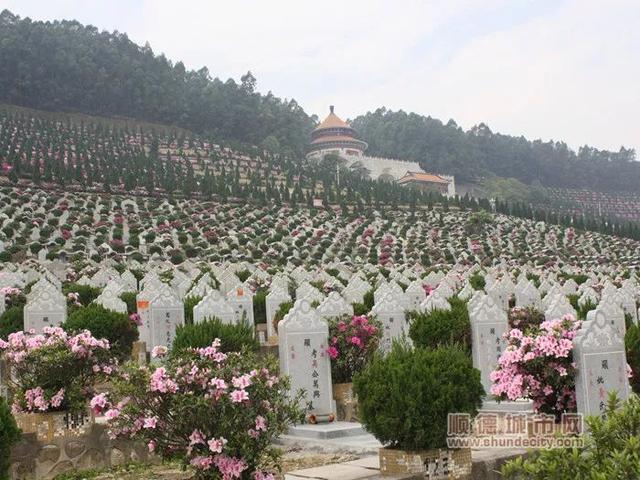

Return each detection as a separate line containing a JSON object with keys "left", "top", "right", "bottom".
{"left": 0, "top": 286, "right": 25, "bottom": 309}
{"left": 327, "top": 315, "right": 383, "bottom": 384}
{"left": 490, "top": 314, "right": 581, "bottom": 419}
{"left": 0, "top": 327, "right": 115, "bottom": 414}
{"left": 97, "top": 339, "right": 304, "bottom": 480}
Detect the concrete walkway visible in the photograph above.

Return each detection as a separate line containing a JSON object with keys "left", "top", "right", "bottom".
{"left": 285, "top": 455, "right": 387, "bottom": 480}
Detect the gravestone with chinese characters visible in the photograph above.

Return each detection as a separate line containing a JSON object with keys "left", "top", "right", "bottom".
{"left": 278, "top": 299, "right": 335, "bottom": 418}
{"left": 149, "top": 284, "right": 185, "bottom": 350}
{"left": 136, "top": 282, "right": 160, "bottom": 351}
{"left": 470, "top": 295, "right": 509, "bottom": 395}
{"left": 574, "top": 309, "right": 630, "bottom": 418}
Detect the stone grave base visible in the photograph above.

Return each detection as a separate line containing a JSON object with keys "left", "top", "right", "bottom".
{"left": 481, "top": 399, "right": 533, "bottom": 413}
{"left": 287, "top": 421, "right": 367, "bottom": 439}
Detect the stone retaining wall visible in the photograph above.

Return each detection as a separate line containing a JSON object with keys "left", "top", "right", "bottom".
{"left": 10, "top": 422, "right": 150, "bottom": 480}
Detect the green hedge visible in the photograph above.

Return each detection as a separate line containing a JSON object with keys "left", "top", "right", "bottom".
{"left": 408, "top": 297, "right": 471, "bottom": 354}
{"left": 172, "top": 317, "right": 258, "bottom": 355}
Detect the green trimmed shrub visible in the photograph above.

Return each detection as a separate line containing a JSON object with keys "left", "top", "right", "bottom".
{"left": 172, "top": 318, "right": 258, "bottom": 354}
{"left": 120, "top": 292, "right": 137, "bottom": 315}
{"left": 469, "top": 273, "right": 486, "bottom": 290}
{"left": 183, "top": 295, "right": 202, "bottom": 325}
{"left": 0, "top": 397, "right": 20, "bottom": 480}
{"left": 273, "top": 301, "right": 293, "bottom": 335}
{"left": 354, "top": 344, "right": 484, "bottom": 450}
{"left": 62, "top": 304, "right": 138, "bottom": 360}
{"left": 408, "top": 297, "right": 471, "bottom": 354}
{"left": 62, "top": 283, "right": 101, "bottom": 306}
{"left": 253, "top": 290, "right": 267, "bottom": 325}
{"left": 0, "top": 306, "right": 23, "bottom": 340}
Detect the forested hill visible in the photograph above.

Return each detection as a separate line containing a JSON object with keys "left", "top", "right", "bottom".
{"left": 351, "top": 109, "right": 639, "bottom": 192}
{"left": 2, "top": 9, "right": 638, "bottom": 193}
{"left": 0, "top": 10, "right": 315, "bottom": 156}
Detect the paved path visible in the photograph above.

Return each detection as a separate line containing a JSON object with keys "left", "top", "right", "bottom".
{"left": 285, "top": 456, "right": 387, "bottom": 480}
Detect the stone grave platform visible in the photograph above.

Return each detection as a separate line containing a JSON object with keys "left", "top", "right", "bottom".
{"left": 287, "top": 421, "right": 367, "bottom": 440}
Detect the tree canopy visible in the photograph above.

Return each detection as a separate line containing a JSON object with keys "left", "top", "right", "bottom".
{"left": 351, "top": 108, "right": 638, "bottom": 191}
{"left": 0, "top": 9, "right": 315, "bottom": 156}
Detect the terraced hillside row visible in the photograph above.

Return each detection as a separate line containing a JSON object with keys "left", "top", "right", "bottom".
{"left": 0, "top": 186, "right": 639, "bottom": 269}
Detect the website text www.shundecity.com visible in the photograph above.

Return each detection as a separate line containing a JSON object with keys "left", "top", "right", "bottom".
{"left": 446, "top": 412, "right": 585, "bottom": 449}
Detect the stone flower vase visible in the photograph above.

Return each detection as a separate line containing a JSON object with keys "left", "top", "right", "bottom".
{"left": 379, "top": 447, "right": 472, "bottom": 479}
{"left": 332, "top": 382, "right": 358, "bottom": 422}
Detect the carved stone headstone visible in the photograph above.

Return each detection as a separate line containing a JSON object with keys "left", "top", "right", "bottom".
{"left": 316, "top": 292, "right": 353, "bottom": 320}
{"left": 193, "top": 290, "right": 236, "bottom": 325}
{"left": 470, "top": 296, "right": 509, "bottom": 395}
{"left": 265, "top": 288, "right": 291, "bottom": 339}
{"left": 371, "top": 293, "right": 408, "bottom": 354}
{"left": 278, "top": 299, "right": 334, "bottom": 417}
{"left": 149, "top": 285, "right": 184, "bottom": 350}
{"left": 24, "top": 287, "right": 67, "bottom": 332}
{"left": 574, "top": 310, "right": 630, "bottom": 417}
{"left": 227, "top": 286, "right": 254, "bottom": 327}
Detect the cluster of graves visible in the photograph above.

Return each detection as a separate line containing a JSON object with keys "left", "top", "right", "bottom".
{"left": 0, "top": 109, "right": 282, "bottom": 195}
{"left": 545, "top": 187, "right": 640, "bottom": 223}
{"left": 1, "top": 254, "right": 637, "bottom": 421}
{"left": 2, "top": 186, "right": 640, "bottom": 270}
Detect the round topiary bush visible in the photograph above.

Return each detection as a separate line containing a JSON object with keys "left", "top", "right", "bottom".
{"left": 172, "top": 317, "right": 258, "bottom": 355}
{"left": 62, "top": 304, "right": 138, "bottom": 360}
{"left": 408, "top": 297, "right": 471, "bottom": 354}
{"left": 0, "top": 397, "right": 20, "bottom": 480}
{"left": 354, "top": 344, "right": 484, "bottom": 450}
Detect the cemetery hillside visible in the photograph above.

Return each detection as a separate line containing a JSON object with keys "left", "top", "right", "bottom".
{"left": 1, "top": 6, "right": 640, "bottom": 480}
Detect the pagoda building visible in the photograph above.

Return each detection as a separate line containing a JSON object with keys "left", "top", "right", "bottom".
{"left": 306, "top": 106, "right": 456, "bottom": 197}
{"left": 307, "top": 106, "right": 368, "bottom": 159}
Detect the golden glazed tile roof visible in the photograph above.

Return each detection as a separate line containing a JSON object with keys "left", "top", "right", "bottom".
{"left": 314, "top": 106, "right": 351, "bottom": 131}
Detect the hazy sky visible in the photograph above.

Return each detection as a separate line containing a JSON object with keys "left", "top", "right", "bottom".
{"left": 2, "top": 0, "right": 639, "bottom": 153}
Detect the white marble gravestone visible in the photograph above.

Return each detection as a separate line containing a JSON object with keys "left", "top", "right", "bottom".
{"left": 149, "top": 285, "right": 184, "bottom": 350}
{"left": 226, "top": 286, "right": 254, "bottom": 327}
{"left": 265, "top": 288, "right": 291, "bottom": 339}
{"left": 574, "top": 309, "right": 630, "bottom": 418}
{"left": 544, "top": 295, "right": 577, "bottom": 321}
{"left": 136, "top": 282, "right": 161, "bottom": 351}
{"left": 193, "top": 290, "right": 237, "bottom": 325}
{"left": 95, "top": 289, "right": 128, "bottom": 314}
{"left": 515, "top": 282, "right": 541, "bottom": 309}
{"left": 24, "top": 287, "right": 67, "bottom": 332}
{"left": 278, "top": 299, "right": 334, "bottom": 417}
{"left": 371, "top": 293, "right": 408, "bottom": 354}
{"left": 316, "top": 291, "right": 353, "bottom": 320}
{"left": 470, "top": 295, "right": 509, "bottom": 396}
